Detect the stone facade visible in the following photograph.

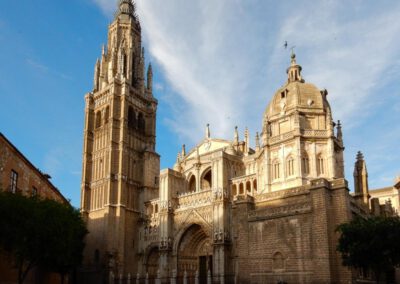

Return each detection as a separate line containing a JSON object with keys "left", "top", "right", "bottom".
{"left": 81, "top": 1, "right": 371, "bottom": 283}
{"left": 369, "top": 177, "right": 400, "bottom": 216}
{"left": 0, "top": 132, "right": 67, "bottom": 203}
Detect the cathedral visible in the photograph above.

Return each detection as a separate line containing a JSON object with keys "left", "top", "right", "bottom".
{"left": 80, "top": 1, "right": 373, "bottom": 283}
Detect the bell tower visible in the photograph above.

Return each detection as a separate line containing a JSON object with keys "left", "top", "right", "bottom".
{"left": 81, "top": 0, "right": 159, "bottom": 277}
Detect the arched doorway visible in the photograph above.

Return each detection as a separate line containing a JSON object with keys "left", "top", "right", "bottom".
{"left": 177, "top": 224, "right": 212, "bottom": 283}
{"left": 146, "top": 247, "right": 159, "bottom": 283}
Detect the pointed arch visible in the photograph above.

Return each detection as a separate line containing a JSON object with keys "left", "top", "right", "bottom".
{"left": 286, "top": 156, "right": 295, "bottom": 176}
{"left": 272, "top": 159, "right": 281, "bottom": 180}
{"left": 273, "top": 252, "right": 285, "bottom": 271}
{"left": 302, "top": 152, "right": 310, "bottom": 175}
{"left": 95, "top": 111, "right": 102, "bottom": 128}
{"left": 239, "top": 183, "right": 244, "bottom": 195}
{"left": 231, "top": 184, "right": 237, "bottom": 196}
{"left": 201, "top": 167, "right": 212, "bottom": 191}
{"left": 138, "top": 112, "right": 145, "bottom": 133}
{"left": 246, "top": 181, "right": 251, "bottom": 193}
{"left": 128, "top": 106, "right": 136, "bottom": 129}
{"left": 188, "top": 174, "right": 196, "bottom": 192}
{"left": 317, "top": 154, "right": 325, "bottom": 176}
{"left": 104, "top": 106, "right": 110, "bottom": 124}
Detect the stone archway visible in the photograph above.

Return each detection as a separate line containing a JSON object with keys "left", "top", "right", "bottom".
{"left": 177, "top": 224, "right": 212, "bottom": 282}
{"left": 145, "top": 246, "right": 159, "bottom": 282}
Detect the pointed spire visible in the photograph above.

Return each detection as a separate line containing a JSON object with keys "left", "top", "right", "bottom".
{"left": 337, "top": 120, "right": 343, "bottom": 141}
{"left": 147, "top": 63, "right": 153, "bottom": 91}
{"left": 234, "top": 126, "right": 239, "bottom": 145}
{"left": 286, "top": 52, "right": 303, "bottom": 83}
{"left": 244, "top": 127, "right": 249, "bottom": 154}
{"left": 94, "top": 58, "right": 100, "bottom": 91}
{"left": 354, "top": 151, "right": 369, "bottom": 205}
{"left": 181, "top": 144, "right": 186, "bottom": 157}
{"left": 255, "top": 132, "right": 260, "bottom": 151}
{"left": 205, "top": 124, "right": 210, "bottom": 139}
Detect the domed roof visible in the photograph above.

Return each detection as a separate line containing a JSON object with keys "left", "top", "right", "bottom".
{"left": 264, "top": 54, "right": 330, "bottom": 120}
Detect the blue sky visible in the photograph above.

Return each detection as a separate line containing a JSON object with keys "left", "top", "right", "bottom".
{"left": 0, "top": 0, "right": 399, "bottom": 208}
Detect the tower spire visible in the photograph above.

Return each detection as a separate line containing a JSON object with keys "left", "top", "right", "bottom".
{"left": 115, "top": 0, "right": 140, "bottom": 26}
{"left": 353, "top": 151, "right": 370, "bottom": 205}
{"left": 116, "top": 0, "right": 135, "bottom": 18}
{"left": 205, "top": 124, "right": 210, "bottom": 139}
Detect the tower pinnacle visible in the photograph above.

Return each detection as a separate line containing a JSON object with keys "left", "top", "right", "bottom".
{"left": 115, "top": 0, "right": 138, "bottom": 22}
{"left": 287, "top": 52, "right": 303, "bottom": 83}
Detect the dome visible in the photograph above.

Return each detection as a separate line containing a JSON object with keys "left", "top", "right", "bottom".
{"left": 264, "top": 54, "right": 330, "bottom": 121}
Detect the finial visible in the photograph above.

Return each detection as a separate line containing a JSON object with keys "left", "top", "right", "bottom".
{"left": 290, "top": 46, "right": 296, "bottom": 63}
{"left": 206, "top": 124, "right": 210, "bottom": 139}
{"left": 356, "top": 151, "right": 364, "bottom": 161}
{"left": 234, "top": 126, "right": 239, "bottom": 144}
{"left": 336, "top": 120, "right": 343, "bottom": 141}
{"left": 115, "top": 0, "right": 136, "bottom": 19}
{"left": 102, "top": 45, "right": 106, "bottom": 56}
{"left": 181, "top": 144, "right": 186, "bottom": 157}
{"left": 147, "top": 63, "right": 153, "bottom": 91}
{"left": 255, "top": 132, "right": 260, "bottom": 149}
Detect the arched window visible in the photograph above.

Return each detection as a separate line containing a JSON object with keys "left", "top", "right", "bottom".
{"left": 128, "top": 107, "right": 136, "bottom": 129}
{"left": 95, "top": 111, "right": 102, "bottom": 128}
{"left": 201, "top": 168, "right": 212, "bottom": 190}
{"left": 302, "top": 154, "right": 310, "bottom": 175}
{"left": 154, "top": 203, "right": 158, "bottom": 214}
{"left": 246, "top": 181, "right": 251, "bottom": 193}
{"left": 273, "top": 252, "right": 284, "bottom": 270}
{"left": 317, "top": 155, "right": 325, "bottom": 176}
{"left": 188, "top": 175, "right": 196, "bottom": 192}
{"left": 232, "top": 184, "right": 237, "bottom": 196}
{"left": 123, "top": 54, "right": 127, "bottom": 77}
{"left": 94, "top": 249, "right": 100, "bottom": 264}
{"left": 272, "top": 160, "right": 280, "bottom": 180}
{"left": 138, "top": 113, "right": 145, "bottom": 134}
{"left": 104, "top": 106, "right": 110, "bottom": 124}
{"left": 239, "top": 183, "right": 244, "bottom": 195}
{"left": 253, "top": 180, "right": 257, "bottom": 192}
{"left": 286, "top": 156, "right": 294, "bottom": 176}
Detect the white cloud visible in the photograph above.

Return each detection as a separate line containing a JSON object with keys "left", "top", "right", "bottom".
{"left": 93, "top": 1, "right": 400, "bottom": 165}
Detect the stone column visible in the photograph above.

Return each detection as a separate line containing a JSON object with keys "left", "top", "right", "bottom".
{"left": 207, "top": 270, "right": 212, "bottom": 284}
{"left": 183, "top": 270, "right": 187, "bottom": 284}
{"left": 170, "top": 269, "right": 177, "bottom": 284}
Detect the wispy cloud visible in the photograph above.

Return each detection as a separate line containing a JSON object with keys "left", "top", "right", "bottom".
{"left": 92, "top": 2, "right": 400, "bottom": 186}
{"left": 26, "top": 58, "right": 72, "bottom": 80}
{"left": 91, "top": 0, "right": 399, "bottom": 144}
{"left": 26, "top": 58, "right": 49, "bottom": 73}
